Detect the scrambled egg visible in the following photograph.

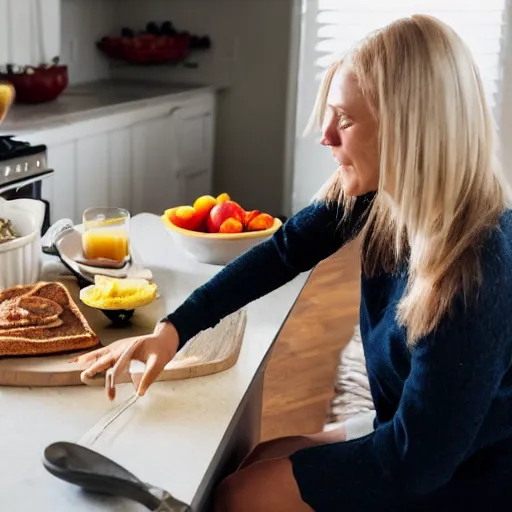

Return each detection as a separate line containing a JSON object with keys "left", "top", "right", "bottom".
{"left": 80, "top": 276, "right": 158, "bottom": 310}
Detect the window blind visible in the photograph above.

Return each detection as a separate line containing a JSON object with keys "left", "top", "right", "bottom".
{"left": 314, "top": 0, "right": 507, "bottom": 114}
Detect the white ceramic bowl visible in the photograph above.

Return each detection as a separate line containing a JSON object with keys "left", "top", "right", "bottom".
{"left": 0, "top": 198, "right": 45, "bottom": 289}
{"left": 161, "top": 214, "right": 283, "bottom": 266}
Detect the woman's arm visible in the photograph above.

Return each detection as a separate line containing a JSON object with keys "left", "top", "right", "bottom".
{"left": 166, "top": 194, "right": 374, "bottom": 349}
{"left": 289, "top": 237, "right": 512, "bottom": 510}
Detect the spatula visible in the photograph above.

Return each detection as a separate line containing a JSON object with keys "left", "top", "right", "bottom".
{"left": 42, "top": 441, "right": 191, "bottom": 512}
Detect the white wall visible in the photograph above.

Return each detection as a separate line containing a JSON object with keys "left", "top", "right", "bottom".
{"left": 109, "top": 0, "right": 294, "bottom": 215}
{"left": 61, "top": 0, "right": 116, "bottom": 85}
{"left": 499, "top": 5, "right": 512, "bottom": 186}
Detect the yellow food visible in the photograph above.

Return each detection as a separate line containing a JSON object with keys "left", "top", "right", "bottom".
{"left": 80, "top": 276, "right": 158, "bottom": 310}
{"left": 0, "top": 84, "right": 15, "bottom": 123}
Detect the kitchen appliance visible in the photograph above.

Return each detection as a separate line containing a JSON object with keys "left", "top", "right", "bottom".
{"left": 0, "top": 135, "right": 53, "bottom": 234}
{"left": 43, "top": 442, "right": 191, "bottom": 511}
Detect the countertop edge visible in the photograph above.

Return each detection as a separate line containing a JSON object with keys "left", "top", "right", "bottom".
{"left": 0, "top": 82, "right": 221, "bottom": 137}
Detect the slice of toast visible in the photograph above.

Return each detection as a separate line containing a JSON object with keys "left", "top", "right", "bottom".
{"left": 0, "top": 295, "right": 64, "bottom": 328}
{"left": 0, "top": 282, "right": 101, "bottom": 357}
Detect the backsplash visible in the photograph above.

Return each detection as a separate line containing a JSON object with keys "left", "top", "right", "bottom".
{"left": 61, "top": 0, "right": 116, "bottom": 85}
{"left": 110, "top": 0, "right": 294, "bottom": 215}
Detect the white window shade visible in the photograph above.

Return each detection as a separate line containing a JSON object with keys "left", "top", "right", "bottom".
{"left": 315, "top": 0, "right": 506, "bottom": 115}
{"left": 291, "top": 0, "right": 508, "bottom": 213}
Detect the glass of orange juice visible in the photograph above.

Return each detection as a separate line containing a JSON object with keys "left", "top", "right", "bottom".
{"left": 82, "top": 207, "right": 130, "bottom": 263}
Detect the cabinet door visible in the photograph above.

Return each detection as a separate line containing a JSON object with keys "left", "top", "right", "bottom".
{"left": 173, "top": 104, "right": 215, "bottom": 205}
{"left": 44, "top": 142, "right": 77, "bottom": 223}
{"left": 108, "top": 127, "right": 133, "bottom": 213}
{"left": 75, "top": 134, "right": 109, "bottom": 220}
{"left": 131, "top": 114, "right": 179, "bottom": 215}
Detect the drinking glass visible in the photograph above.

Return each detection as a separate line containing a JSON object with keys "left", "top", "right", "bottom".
{"left": 82, "top": 207, "right": 130, "bottom": 262}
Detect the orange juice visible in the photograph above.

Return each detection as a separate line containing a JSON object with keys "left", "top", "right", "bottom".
{"left": 82, "top": 207, "right": 130, "bottom": 262}
{"left": 82, "top": 229, "right": 130, "bottom": 261}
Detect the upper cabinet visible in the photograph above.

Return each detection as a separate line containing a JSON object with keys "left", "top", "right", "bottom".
{"left": 0, "top": 0, "right": 61, "bottom": 67}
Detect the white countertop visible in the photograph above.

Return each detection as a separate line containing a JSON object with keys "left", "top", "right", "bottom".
{"left": 0, "top": 213, "right": 308, "bottom": 511}
{"left": 0, "top": 80, "right": 216, "bottom": 136}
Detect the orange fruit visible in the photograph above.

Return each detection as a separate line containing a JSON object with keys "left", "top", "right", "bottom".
{"left": 247, "top": 213, "right": 274, "bottom": 231}
{"left": 216, "top": 193, "right": 230, "bottom": 204}
{"left": 168, "top": 206, "right": 202, "bottom": 231}
{"left": 219, "top": 218, "right": 243, "bottom": 234}
{"left": 193, "top": 195, "right": 218, "bottom": 221}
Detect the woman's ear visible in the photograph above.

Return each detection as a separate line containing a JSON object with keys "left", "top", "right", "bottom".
{"left": 0, "top": 83, "right": 15, "bottom": 124}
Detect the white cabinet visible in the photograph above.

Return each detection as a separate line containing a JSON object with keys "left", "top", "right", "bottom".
{"left": 108, "top": 128, "right": 133, "bottom": 213}
{"left": 131, "top": 111, "right": 180, "bottom": 216}
{"left": 174, "top": 104, "right": 215, "bottom": 206}
{"left": 132, "top": 101, "right": 216, "bottom": 214}
{"left": 42, "top": 142, "right": 76, "bottom": 223}
{"left": 34, "top": 91, "right": 216, "bottom": 224}
{"left": 43, "top": 129, "right": 133, "bottom": 223}
{"left": 75, "top": 134, "right": 110, "bottom": 216}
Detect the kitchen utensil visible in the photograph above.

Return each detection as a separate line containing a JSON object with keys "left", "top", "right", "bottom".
{"left": 162, "top": 213, "right": 282, "bottom": 266}
{"left": 41, "top": 218, "right": 75, "bottom": 255}
{"left": 43, "top": 442, "right": 190, "bottom": 511}
{"left": 79, "top": 365, "right": 140, "bottom": 447}
{"left": 78, "top": 392, "right": 139, "bottom": 447}
{"left": 0, "top": 275, "right": 247, "bottom": 386}
{"left": 0, "top": 197, "right": 45, "bottom": 289}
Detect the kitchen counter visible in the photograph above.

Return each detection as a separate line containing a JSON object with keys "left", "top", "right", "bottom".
{"left": 0, "top": 79, "right": 216, "bottom": 136}
{"left": 0, "top": 213, "right": 309, "bottom": 511}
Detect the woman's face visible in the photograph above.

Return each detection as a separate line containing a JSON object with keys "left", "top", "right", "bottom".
{"left": 321, "top": 66, "right": 380, "bottom": 196}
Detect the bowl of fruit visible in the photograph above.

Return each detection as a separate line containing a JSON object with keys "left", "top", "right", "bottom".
{"left": 162, "top": 193, "right": 282, "bottom": 265}
{"left": 0, "top": 59, "right": 68, "bottom": 104}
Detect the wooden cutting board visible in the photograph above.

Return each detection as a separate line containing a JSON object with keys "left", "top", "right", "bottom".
{"left": 0, "top": 278, "right": 247, "bottom": 387}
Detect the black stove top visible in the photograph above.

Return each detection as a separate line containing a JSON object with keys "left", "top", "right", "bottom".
{"left": 0, "top": 135, "right": 47, "bottom": 162}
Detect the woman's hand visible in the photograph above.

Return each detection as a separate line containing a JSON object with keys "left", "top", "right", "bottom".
{"left": 75, "top": 321, "right": 180, "bottom": 400}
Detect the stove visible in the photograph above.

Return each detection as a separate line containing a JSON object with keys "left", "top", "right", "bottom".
{"left": 0, "top": 135, "right": 54, "bottom": 234}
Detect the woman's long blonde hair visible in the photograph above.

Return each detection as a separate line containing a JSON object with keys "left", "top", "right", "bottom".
{"left": 313, "top": 15, "right": 512, "bottom": 345}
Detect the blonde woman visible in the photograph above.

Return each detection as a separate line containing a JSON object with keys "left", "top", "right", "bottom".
{"left": 79, "top": 15, "right": 512, "bottom": 511}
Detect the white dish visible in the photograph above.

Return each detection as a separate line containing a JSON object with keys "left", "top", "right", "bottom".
{"left": 56, "top": 230, "right": 153, "bottom": 283}
{"left": 161, "top": 214, "right": 282, "bottom": 266}
{"left": 0, "top": 198, "right": 45, "bottom": 289}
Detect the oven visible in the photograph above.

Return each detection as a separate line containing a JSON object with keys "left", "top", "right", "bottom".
{"left": 0, "top": 135, "right": 54, "bottom": 234}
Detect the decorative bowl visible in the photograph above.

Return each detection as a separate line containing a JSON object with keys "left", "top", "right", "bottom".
{"left": 0, "top": 198, "right": 46, "bottom": 289}
{"left": 0, "top": 65, "right": 68, "bottom": 104}
{"left": 161, "top": 214, "right": 282, "bottom": 266}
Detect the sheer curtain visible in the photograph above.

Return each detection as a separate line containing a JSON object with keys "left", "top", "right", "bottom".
{"left": 0, "top": 0, "right": 61, "bottom": 67}
{"left": 291, "top": 0, "right": 508, "bottom": 213}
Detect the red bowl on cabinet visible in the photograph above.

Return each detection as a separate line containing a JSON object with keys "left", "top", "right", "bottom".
{"left": 97, "top": 34, "right": 191, "bottom": 64}
{"left": 0, "top": 65, "right": 69, "bottom": 104}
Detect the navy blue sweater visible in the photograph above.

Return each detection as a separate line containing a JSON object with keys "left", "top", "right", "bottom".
{"left": 166, "top": 197, "right": 512, "bottom": 510}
